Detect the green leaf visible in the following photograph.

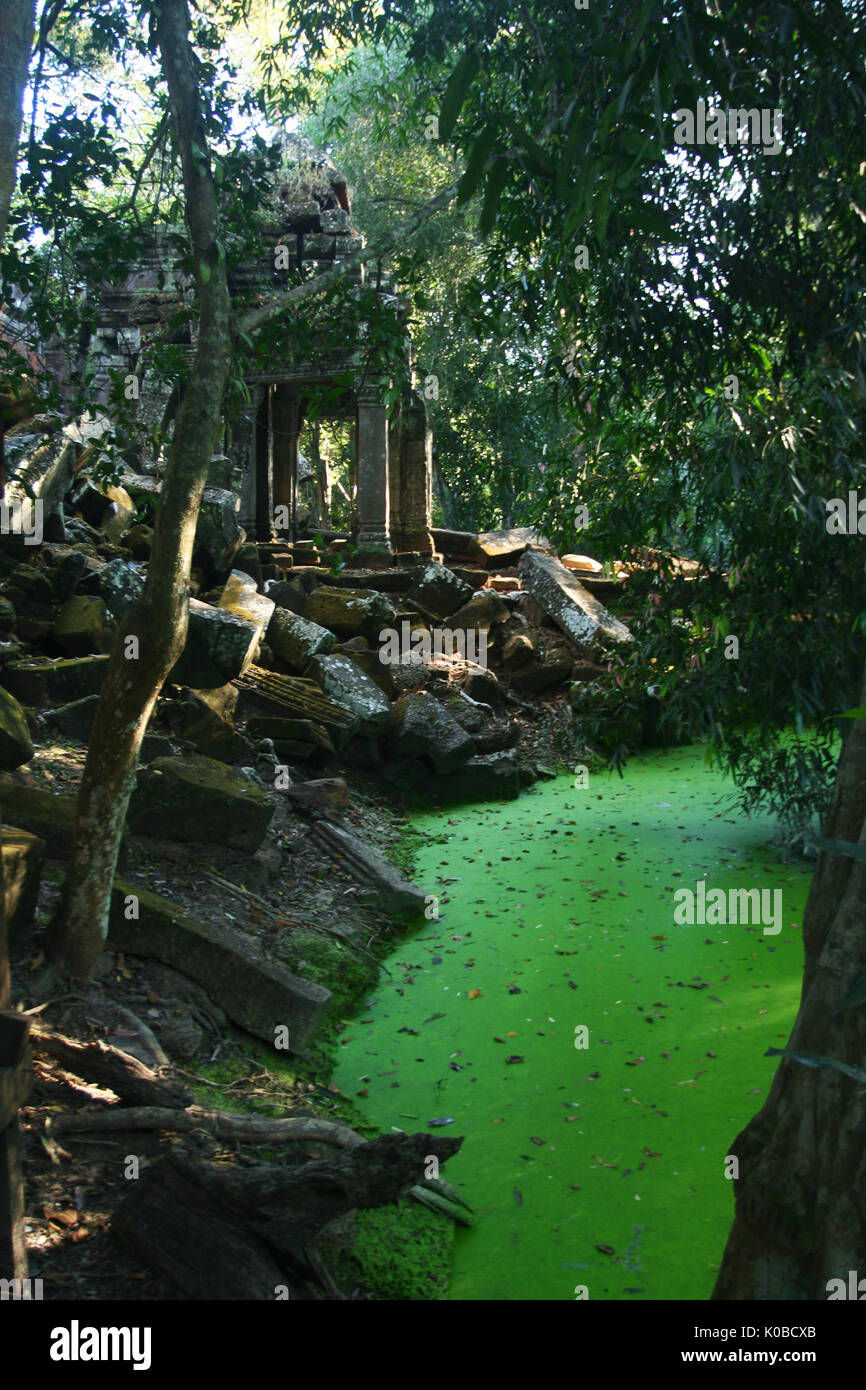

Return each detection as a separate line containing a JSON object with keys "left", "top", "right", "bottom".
{"left": 199, "top": 261, "right": 212, "bottom": 285}
{"left": 837, "top": 707, "right": 866, "bottom": 718}
{"left": 439, "top": 49, "right": 480, "bottom": 144}
{"left": 457, "top": 125, "right": 497, "bottom": 204}
{"left": 479, "top": 158, "right": 509, "bottom": 237}
{"left": 593, "top": 182, "right": 611, "bottom": 243}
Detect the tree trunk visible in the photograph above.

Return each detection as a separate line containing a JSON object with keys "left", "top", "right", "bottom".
{"left": 712, "top": 659, "right": 866, "bottom": 1298}
{"left": 0, "top": 0, "right": 34, "bottom": 250}
{"left": 47, "top": 0, "right": 233, "bottom": 981}
{"left": 113, "top": 1132, "right": 462, "bottom": 1299}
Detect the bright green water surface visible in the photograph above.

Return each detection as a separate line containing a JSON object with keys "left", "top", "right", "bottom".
{"left": 333, "top": 745, "right": 813, "bottom": 1300}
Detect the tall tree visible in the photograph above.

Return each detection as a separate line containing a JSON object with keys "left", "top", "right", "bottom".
{"left": 49, "top": 0, "right": 234, "bottom": 977}
{"left": 0, "top": 0, "right": 35, "bottom": 248}
{"left": 713, "top": 667, "right": 866, "bottom": 1298}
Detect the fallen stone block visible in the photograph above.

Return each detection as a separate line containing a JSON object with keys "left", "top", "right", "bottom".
{"left": 304, "top": 585, "right": 396, "bottom": 639}
{"left": 3, "top": 825, "right": 45, "bottom": 937}
{"left": 0, "top": 777, "right": 80, "bottom": 856}
{"left": 394, "top": 692, "right": 475, "bottom": 773}
{"left": 78, "top": 558, "right": 147, "bottom": 618}
{"left": 245, "top": 716, "right": 335, "bottom": 757}
{"left": 305, "top": 653, "right": 395, "bottom": 738}
{"left": 517, "top": 550, "right": 632, "bottom": 654}
{"left": 310, "top": 819, "right": 428, "bottom": 923}
{"left": 218, "top": 569, "right": 274, "bottom": 633}
{"left": 53, "top": 595, "right": 116, "bottom": 656}
{"left": 407, "top": 562, "right": 473, "bottom": 619}
{"left": 46, "top": 694, "right": 100, "bottom": 742}
{"left": 108, "top": 881, "right": 330, "bottom": 1051}
{"left": 127, "top": 755, "right": 274, "bottom": 851}
{"left": 429, "top": 749, "right": 520, "bottom": 804}
{"left": 1, "top": 655, "right": 109, "bottom": 706}
{"left": 263, "top": 579, "right": 306, "bottom": 615}
{"left": 268, "top": 608, "right": 335, "bottom": 670}
{"left": 169, "top": 598, "right": 262, "bottom": 690}
{"left": 470, "top": 527, "right": 552, "bottom": 566}
{"left": 0, "top": 686, "right": 33, "bottom": 770}
{"left": 5, "top": 432, "right": 77, "bottom": 533}
{"left": 180, "top": 691, "right": 249, "bottom": 763}
{"left": 284, "top": 777, "right": 349, "bottom": 817}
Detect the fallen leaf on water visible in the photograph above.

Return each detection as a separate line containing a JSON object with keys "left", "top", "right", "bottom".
{"left": 468, "top": 988, "right": 482, "bottom": 1000}
{"left": 514, "top": 1189, "right": 523, "bottom": 1206}
{"left": 530, "top": 1136, "right": 546, "bottom": 1146}
{"left": 493, "top": 1036, "right": 506, "bottom": 1043}
{"left": 592, "top": 1156, "right": 617, "bottom": 1168}
{"left": 505, "top": 1055, "right": 524, "bottom": 1064}
{"left": 596, "top": 1244, "right": 616, "bottom": 1255}
{"left": 427, "top": 1117, "right": 455, "bottom": 1126}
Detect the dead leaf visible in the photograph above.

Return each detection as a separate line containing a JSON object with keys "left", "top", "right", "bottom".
{"left": 596, "top": 1244, "right": 616, "bottom": 1255}
{"left": 468, "top": 988, "right": 482, "bottom": 1000}
{"left": 45, "top": 1207, "right": 78, "bottom": 1228}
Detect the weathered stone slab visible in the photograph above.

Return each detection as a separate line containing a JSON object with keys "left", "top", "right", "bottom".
{"left": 127, "top": 755, "right": 273, "bottom": 850}
{"left": 3, "top": 827, "right": 44, "bottom": 938}
{"left": 517, "top": 550, "right": 632, "bottom": 653}
{"left": 394, "top": 692, "right": 475, "bottom": 773}
{"left": 310, "top": 820, "right": 428, "bottom": 923}
{"left": 267, "top": 608, "right": 335, "bottom": 670}
{"left": 263, "top": 579, "right": 306, "bottom": 615}
{"left": 0, "top": 688, "right": 33, "bottom": 770}
{"left": 245, "top": 716, "right": 335, "bottom": 755}
{"left": 52, "top": 595, "right": 116, "bottom": 656}
{"left": 304, "top": 585, "right": 396, "bottom": 639}
{"left": 1, "top": 655, "right": 109, "bottom": 706}
{"left": 431, "top": 749, "right": 520, "bottom": 803}
{"left": 169, "top": 599, "right": 261, "bottom": 689}
{"left": 0, "top": 777, "right": 79, "bottom": 856}
{"left": 78, "top": 558, "right": 146, "bottom": 618}
{"left": 407, "top": 563, "right": 472, "bottom": 619}
{"left": 108, "top": 882, "right": 330, "bottom": 1051}
{"left": 470, "top": 528, "right": 552, "bottom": 566}
{"left": 218, "top": 570, "right": 274, "bottom": 633}
{"left": 5, "top": 432, "right": 77, "bottom": 532}
{"left": 305, "top": 654, "right": 395, "bottom": 738}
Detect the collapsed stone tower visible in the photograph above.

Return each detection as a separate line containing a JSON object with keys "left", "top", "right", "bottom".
{"left": 81, "top": 136, "right": 434, "bottom": 565}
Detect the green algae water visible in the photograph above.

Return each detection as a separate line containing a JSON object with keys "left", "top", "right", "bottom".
{"left": 333, "top": 745, "right": 813, "bottom": 1300}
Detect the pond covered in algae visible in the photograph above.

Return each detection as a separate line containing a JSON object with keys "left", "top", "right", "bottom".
{"left": 333, "top": 744, "right": 813, "bottom": 1300}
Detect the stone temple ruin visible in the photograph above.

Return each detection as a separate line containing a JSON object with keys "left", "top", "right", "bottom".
{"left": 77, "top": 134, "right": 435, "bottom": 566}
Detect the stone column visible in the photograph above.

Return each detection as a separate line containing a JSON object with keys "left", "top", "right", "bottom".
{"left": 389, "top": 389, "right": 434, "bottom": 556}
{"left": 254, "top": 386, "right": 272, "bottom": 541}
{"left": 271, "top": 387, "right": 301, "bottom": 538}
{"left": 233, "top": 386, "right": 260, "bottom": 535}
{"left": 355, "top": 387, "right": 392, "bottom": 565}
